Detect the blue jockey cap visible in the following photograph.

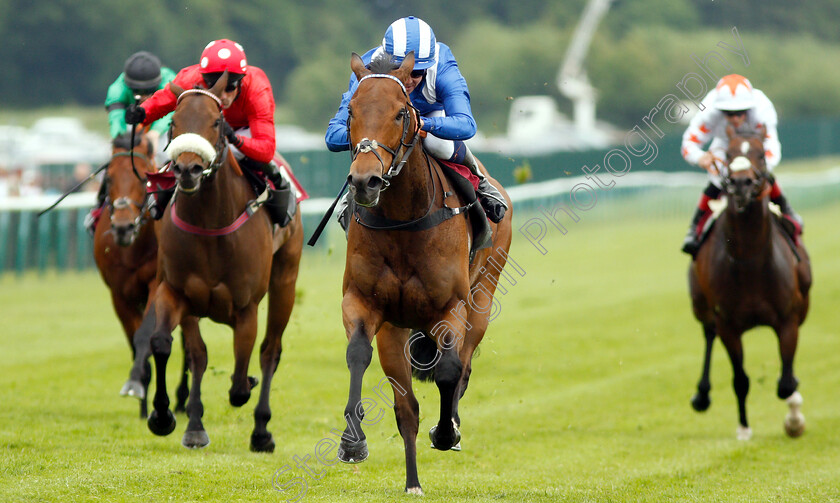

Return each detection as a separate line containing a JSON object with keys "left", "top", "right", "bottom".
{"left": 381, "top": 16, "right": 437, "bottom": 70}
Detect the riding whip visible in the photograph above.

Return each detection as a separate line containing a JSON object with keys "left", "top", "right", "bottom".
{"left": 37, "top": 162, "right": 109, "bottom": 217}
{"left": 306, "top": 180, "right": 348, "bottom": 247}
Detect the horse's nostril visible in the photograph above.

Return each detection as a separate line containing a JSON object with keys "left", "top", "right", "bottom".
{"left": 190, "top": 164, "right": 204, "bottom": 177}
{"left": 367, "top": 177, "right": 382, "bottom": 190}
{"left": 172, "top": 164, "right": 182, "bottom": 176}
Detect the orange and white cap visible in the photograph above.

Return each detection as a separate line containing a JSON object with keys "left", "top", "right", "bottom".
{"left": 714, "top": 74, "right": 755, "bottom": 111}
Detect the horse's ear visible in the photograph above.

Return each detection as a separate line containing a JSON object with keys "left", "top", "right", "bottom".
{"left": 350, "top": 53, "right": 368, "bottom": 79}
{"left": 209, "top": 70, "right": 228, "bottom": 96}
{"left": 169, "top": 81, "right": 184, "bottom": 98}
{"left": 395, "top": 51, "right": 415, "bottom": 81}
{"left": 726, "top": 125, "right": 735, "bottom": 139}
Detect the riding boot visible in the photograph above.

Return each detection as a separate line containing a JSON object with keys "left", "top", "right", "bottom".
{"left": 336, "top": 192, "right": 351, "bottom": 233}
{"left": 85, "top": 180, "right": 109, "bottom": 236}
{"left": 681, "top": 207, "right": 709, "bottom": 256}
{"left": 771, "top": 193, "right": 804, "bottom": 237}
{"left": 463, "top": 147, "right": 507, "bottom": 223}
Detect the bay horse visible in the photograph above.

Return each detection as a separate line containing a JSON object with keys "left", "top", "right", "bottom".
{"left": 688, "top": 125, "right": 811, "bottom": 440}
{"left": 93, "top": 132, "right": 194, "bottom": 418}
{"left": 133, "top": 74, "right": 303, "bottom": 451}
{"left": 336, "top": 53, "right": 513, "bottom": 494}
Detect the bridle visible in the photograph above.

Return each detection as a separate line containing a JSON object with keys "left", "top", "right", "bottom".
{"left": 106, "top": 150, "right": 152, "bottom": 238}
{"left": 348, "top": 73, "right": 423, "bottom": 188}
{"left": 168, "top": 88, "right": 229, "bottom": 185}
{"left": 720, "top": 139, "right": 771, "bottom": 208}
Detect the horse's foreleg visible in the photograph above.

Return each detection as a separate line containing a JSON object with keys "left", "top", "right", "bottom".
{"left": 112, "top": 292, "right": 148, "bottom": 418}
{"left": 776, "top": 320, "right": 804, "bottom": 437}
{"left": 251, "top": 246, "right": 301, "bottom": 453}
{"left": 377, "top": 325, "right": 422, "bottom": 494}
{"left": 147, "top": 285, "right": 185, "bottom": 437}
{"left": 182, "top": 317, "right": 209, "bottom": 448}
{"left": 691, "top": 323, "right": 716, "bottom": 412}
{"left": 720, "top": 327, "right": 751, "bottom": 440}
{"left": 230, "top": 304, "right": 259, "bottom": 408}
{"left": 337, "top": 296, "right": 379, "bottom": 464}
{"left": 121, "top": 303, "right": 156, "bottom": 405}
{"left": 173, "top": 318, "right": 198, "bottom": 414}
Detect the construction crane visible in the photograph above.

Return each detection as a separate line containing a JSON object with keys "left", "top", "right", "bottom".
{"left": 557, "top": 0, "right": 614, "bottom": 134}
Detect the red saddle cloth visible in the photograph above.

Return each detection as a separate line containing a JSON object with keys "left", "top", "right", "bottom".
{"left": 145, "top": 153, "right": 310, "bottom": 204}
{"left": 438, "top": 160, "right": 480, "bottom": 191}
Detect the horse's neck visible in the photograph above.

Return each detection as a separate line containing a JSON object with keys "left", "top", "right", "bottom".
{"left": 178, "top": 162, "right": 250, "bottom": 225}
{"left": 376, "top": 149, "right": 436, "bottom": 221}
{"left": 722, "top": 199, "right": 773, "bottom": 261}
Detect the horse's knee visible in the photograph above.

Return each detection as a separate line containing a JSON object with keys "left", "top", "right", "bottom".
{"left": 733, "top": 373, "right": 750, "bottom": 398}
{"left": 435, "top": 351, "right": 462, "bottom": 389}
{"left": 346, "top": 331, "right": 373, "bottom": 369}
{"left": 150, "top": 331, "right": 173, "bottom": 356}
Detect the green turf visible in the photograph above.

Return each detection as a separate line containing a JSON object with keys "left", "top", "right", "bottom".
{"left": 1, "top": 194, "right": 839, "bottom": 502}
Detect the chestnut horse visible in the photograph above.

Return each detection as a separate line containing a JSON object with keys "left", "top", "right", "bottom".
{"left": 688, "top": 125, "right": 811, "bottom": 440}
{"left": 94, "top": 132, "right": 195, "bottom": 418}
{"left": 336, "top": 53, "right": 513, "bottom": 494}
{"left": 133, "top": 74, "right": 303, "bottom": 451}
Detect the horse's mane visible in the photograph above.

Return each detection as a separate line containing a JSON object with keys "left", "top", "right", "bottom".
{"left": 113, "top": 132, "right": 151, "bottom": 156}
{"left": 368, "top": 53, "right": 399, "bottom": 75}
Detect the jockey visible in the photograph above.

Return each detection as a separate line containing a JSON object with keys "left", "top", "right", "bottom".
{"left": 325, "top": 16, "right": 508, "bottom": 227}
{"left": 85, "top": 51, "right": 177, "bottom": 236}
{"left": 125, "top": 39, "right": 288, "bottom": 221}
{"left": 105, "top": 51, "right": 176, "bottom": 160}
{"left": 680, "top": 74, "right": 803, "bottom": 256}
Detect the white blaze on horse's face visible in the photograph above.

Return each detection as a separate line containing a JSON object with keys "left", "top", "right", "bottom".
{"left": 729, "top": 156, "right": 752, "bottom": 172}
{"left": 741, "top": 141, "right": 750, "bottom": 155}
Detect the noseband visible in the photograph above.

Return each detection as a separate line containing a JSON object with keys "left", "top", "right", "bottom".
{"left": 721, "top": 143, "right": 770, "bottom": 204}
{"left": 349, "top": 73, "right": 422, "bottom": 187}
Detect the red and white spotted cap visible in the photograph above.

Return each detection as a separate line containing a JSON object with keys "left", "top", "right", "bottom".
{"left": 199, "top": 39, "right": 248, "bottom": 75}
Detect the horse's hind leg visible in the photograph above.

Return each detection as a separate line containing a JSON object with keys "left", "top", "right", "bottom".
{"left": 147, "top": 285, "right": 185, "bottom": 437}
{"left": 429, "top": 310, "right": 466, "bottom": 452}
{"left": 251, "top": 240, "right": 301, "bottom": 453}
{"left": 182, "top": 317, "right": 209, "bottom": 448}
{"left": 377, "top": 324, "right": 422, "bottom": 494}
{"left": 720, "top": 327, "right": 751, "bottom": 440}
{"left": 122, "top": 303, "right": 155, "bottom": 406}
{"left": 691, "top": 322, "right": 716, "bottom": 412}
{"left": 776, "top": 320, "right": 804, "bottom": 437}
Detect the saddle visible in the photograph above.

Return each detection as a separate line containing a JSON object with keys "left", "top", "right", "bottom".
{"left": 698, "top": 198, "right": 802, "bottom": 260}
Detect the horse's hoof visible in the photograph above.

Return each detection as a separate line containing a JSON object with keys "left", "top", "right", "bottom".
{"left": 784, "top": 413, "right": 805, "bottom": 438}
{"left": 429, "top": 420, "right": 461, "bottom": 451}
{"left": 405, "top": 486, "right": 424, "bottom": 496}
{"left": 250, "top": 432, "right": 275, "bottom": 453}
{"left": 229, "top": 390, "right": 251, "bottom": 408}
{"left": 736, "top": 425, "right": 752, "bottom": 441}
{"left": 338, "top": 439, "right": 368, "bottom": 463}
{"left": 148, "top": 409, "right": 177, "bottom": 436}
{"left": 120, "top": 380, "right": 145, "bottom": 400}
{"left": 182, "top": 430, "right": 210, "bottom": 449}
{"left": 690, "top": 393, "right": 710, "bottom": 412}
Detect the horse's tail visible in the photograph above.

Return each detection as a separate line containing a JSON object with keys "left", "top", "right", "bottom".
{"left": 410, "top": 332, "right": 438, "bottom": 382}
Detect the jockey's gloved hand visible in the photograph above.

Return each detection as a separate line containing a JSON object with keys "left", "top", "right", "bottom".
{"left": 124, "top": 104, "right": 146, "bottom": 125}
{"left": 222, "top": 119, "right": 243, "bottom": 148}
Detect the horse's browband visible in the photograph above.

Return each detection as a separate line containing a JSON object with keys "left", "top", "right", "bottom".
{"left": 358, "top": 74, "right": 408, "bottom": 96}
{"left": 177, "top": 88, "right": 223, "bottom": 109}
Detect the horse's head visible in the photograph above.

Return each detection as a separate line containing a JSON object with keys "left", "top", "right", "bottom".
{"left": 346, "top": 52, "right": 421, "bottom": 207}
{"left": 106, "top": 132, "right": 155, "bottom": 246}
{"left": 722, "top": 124, "right": 769, "bottom": 213}
{"left": 166, "top": 74, "right": 228, "bottom": 194}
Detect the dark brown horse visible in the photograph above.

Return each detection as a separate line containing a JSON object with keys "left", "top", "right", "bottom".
{"left": 689, "top": 125, "right": 811, "bottom": 439}
{"left": 94, "top": 132, "right": 194, "bottom": 418}
{"left": 336, "top": 53, "right": 513, "bottom": 494}
{"left": 133, "top": 74, "right": 303, "bottom": 451}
